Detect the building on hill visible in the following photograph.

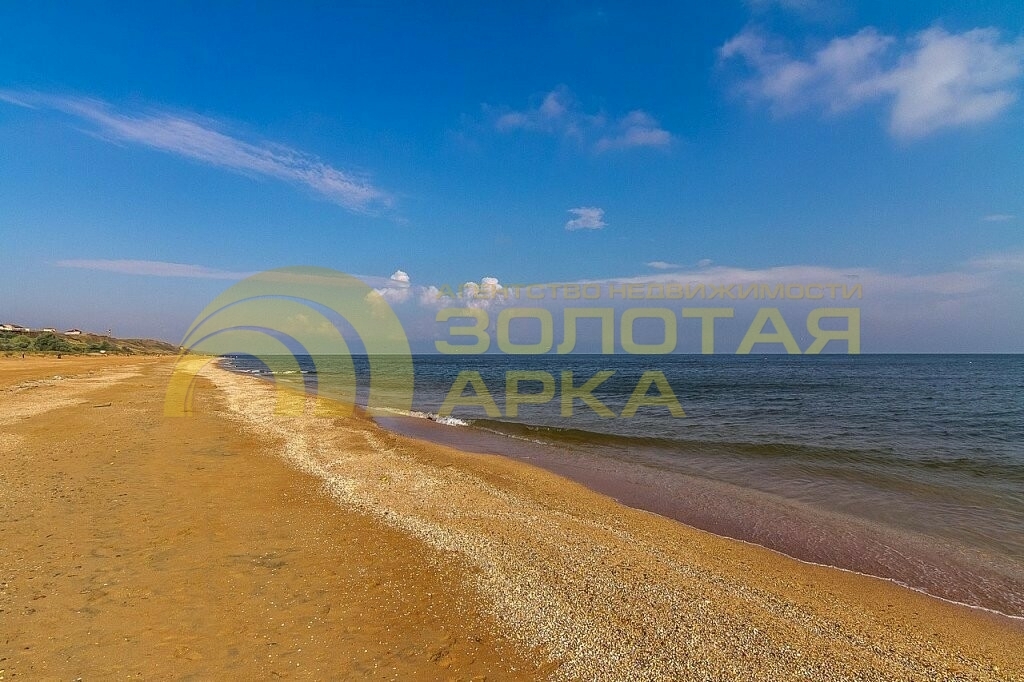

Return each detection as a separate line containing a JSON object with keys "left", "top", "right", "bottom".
{"left": 41, "top": 327, "right": 57, "bottom": 333}
{"left": 64, "top": 329, "right": 83, "bottom": 336}
{"left": 1, "top": 323, "right": 29, "bottom": 332}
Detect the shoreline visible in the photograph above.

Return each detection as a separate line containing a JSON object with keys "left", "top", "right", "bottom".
{"left": 221, "top": 355, "right": 1024, "bottom": 622}
{"left": 202, "top": 358, "right": 1024, "bottom": 676}
{"left": 217, "top": 355, "right": 1024, "bottom": 629}
{"left": 380, "top": 409, "right": 1024, "bottom": 622}
{"left": 3, "top": 355, "right": 1024, "bottom": 678}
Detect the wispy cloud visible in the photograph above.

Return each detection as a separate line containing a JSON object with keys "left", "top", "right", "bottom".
{"left": 745, "top": 0, "right": 840, "bottom": 21}
{"left": 55, "top": 259, "right": 256, "bottom": 280}
{"left": 594, "top": 110, "right": 674, "bottom": 152}
{"left": 982, "top": 213, "right": 1016, "bottom": 222}
{"left": 565, "top": 206, "right": 607, "bottom": 231}
{"left": 54, "top": 259, "right": 423, "bottom": 296}
{"left": 489, "top": 86, "right": 673, "bottom": 152}
{"left": 747, "top": 0, "right": 818, "bottom": 9}
{"left": 719, "top": 25, "right": 1024, "bottom": 138}
{"left": 68, "top": 254, "right": 1024, "bottom": 351}
{"left": 969, "top": 250, "right": 1024, "bottom": 272}
{"left": 587, "top": 262, "right": 993, "bottom": 296}
{"left": 0, "top": 91, "right": 392, "bottom": 213}
{"left": 409, "top": 250, "right": 1024, "bottom": 306}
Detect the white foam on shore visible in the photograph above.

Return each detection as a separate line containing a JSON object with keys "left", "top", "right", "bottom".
{"left": 379, "top": 407, "right": 471, "bottom": 427}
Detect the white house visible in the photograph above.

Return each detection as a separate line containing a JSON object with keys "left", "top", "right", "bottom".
{"left": 64, "top": 329, "right": 83, "bottom": 336}
{"left": 41, "top": 327, "right": 57, "bottom": 333}
{"left": 1, "top": 323, "right": 29, "bottom": 333}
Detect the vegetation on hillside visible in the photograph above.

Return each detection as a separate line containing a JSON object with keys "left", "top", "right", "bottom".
{"left": 0, "top": 330, "right": 178, "bottom": 355}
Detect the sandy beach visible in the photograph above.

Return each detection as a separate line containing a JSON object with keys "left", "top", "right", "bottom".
{"left": 2, "top": 355, "right": 1023, "bottom": 680}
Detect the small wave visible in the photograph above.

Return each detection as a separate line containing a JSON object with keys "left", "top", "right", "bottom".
{"left": 432, "top": 415, "right": 470, "bottom": 426}
{"left": 467, "top": 420, "right": 1024, "bottom": 481}
{"left": 408, "top": 410, "right": 470, "bottom": 427}
{"left": 377, "top": 408, "right": 471, "bottom": 427}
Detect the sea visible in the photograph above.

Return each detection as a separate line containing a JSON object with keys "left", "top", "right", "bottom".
{"left": 221, "top": 353, "right": 1024, "bottom": 620}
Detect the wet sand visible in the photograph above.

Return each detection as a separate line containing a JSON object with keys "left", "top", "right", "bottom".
{"left": 2, "top": 355, "right": 1023, "bottom": 680}
{"left": 383, "top": 415, "right": 1024, "bottom": 619}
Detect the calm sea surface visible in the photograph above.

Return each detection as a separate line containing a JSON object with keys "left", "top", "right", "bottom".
{"left": 223, "top": 354, "right": 1024, "bottom": 618}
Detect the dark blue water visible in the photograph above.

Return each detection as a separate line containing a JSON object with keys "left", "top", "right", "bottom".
{"left": 223, "top": 354, "right": 1024, "bottom": 618}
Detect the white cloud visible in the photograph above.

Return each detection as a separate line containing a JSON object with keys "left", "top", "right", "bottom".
{"left": 646, "top": 261, "right": 681, "bottom": 270}
{"left": 370, "top": 269, "right": 413, "bottom": 304}
{"left": 884, "top": 28, "right": 1024, "bottom": 138}
{"left": 493, "top": 86, "right": 592, "bottom": 136}
{"left": 417, "top": 285, "right": 442, "bottom": 307}
{"left": 982, "top": 213, "right": 1015, "bottom": 222}
{"left": 566, "top": 207, "right": 607, "bottom": 231}
{"left": 594, "top": 110, "right": 674, "bottom": 152}
{"left": 697, "top": 258, "right": 715, "bottom": 268}
{"left": 420, "top": 276, "right": 508, "bottom": 309}
{"left": 461, "top": 276, "right": 504, "bottom": 302}
{"left": 55, "top": 259, "right": 254, "bottom": 280}
{"left": 0, "top": 91, "right": 391, "bottom": 213}
{"left": 719, "top": 25, "right": 1024, "bottom": 138}
{"left": 490, "top": 86, "right": 673, "bottom": 151}
{"left": 720, "top": 28, "right": 894, "bottom": 114}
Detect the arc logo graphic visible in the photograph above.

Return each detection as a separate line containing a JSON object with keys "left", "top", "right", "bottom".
{"left": 165, "top": 266, "right": 413, "bottom": 418}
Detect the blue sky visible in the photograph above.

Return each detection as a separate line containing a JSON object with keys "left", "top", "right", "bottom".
{"left": 1, "top": 1, "right": 1023, "bottom": 351}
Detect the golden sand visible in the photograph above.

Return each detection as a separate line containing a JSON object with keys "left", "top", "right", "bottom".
{"left": 1, "top": 356, "right": 1022, "bottom": 680}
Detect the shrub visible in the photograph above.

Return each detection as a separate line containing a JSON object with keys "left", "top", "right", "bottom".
{"left": 86, "top": 340, "right": 116, "bottom": 352}
{"left": 34, "top": 333, "right": 72, "bottom": 352}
